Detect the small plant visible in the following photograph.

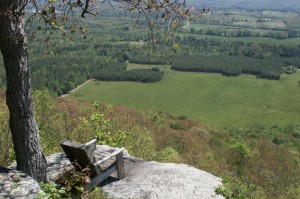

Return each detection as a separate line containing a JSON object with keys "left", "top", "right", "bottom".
{"left": 57, "top": 162, "right": 91, "bottom": 198}
{"left": 272, "top": 136, "right": 285, "bottom": 145}
{"left": 170, "top": 123, "right": 182, "bottom": 130}
{"left": 150, "top": 112, "right": 164, "bottom": 124}
{"left": 11, "top": 183, "right": 18, "bottom": 189}
{"left": 38, "top": 181, "right": 68, "bottom": 199}
{"left": 82, "top": 187, "right": 108, "bottom": 199}
{"left": 150, "top": 112, "right": 160, "bottom": 122}
{"left": 157, "top": 147, "right": 181, "bottom": 163}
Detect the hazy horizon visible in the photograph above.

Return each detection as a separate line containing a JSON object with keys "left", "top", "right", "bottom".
{"left": 192, "top": 0, "right": 300, "bottom": 10}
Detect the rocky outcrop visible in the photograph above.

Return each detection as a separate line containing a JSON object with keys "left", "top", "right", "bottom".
{"left": 103, "top": 151, "right": 223, "bottom": 199}
{"left": 0, "top": 154, "right": 71, "bottom": 199}
{"left": 0, "top": 146, "right": 224, "bottom": 199}
{"left": 46, "top": 152, "right": 72, "bottom": 181}
{"left": 1, "top": 153, "right": 72, "bottom": 199}
{"left": 0, "top": 166, "right": 41, "bottom": 199}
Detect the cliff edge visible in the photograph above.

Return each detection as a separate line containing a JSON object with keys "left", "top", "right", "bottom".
{"left": 1, "top": 145, "right": 224, "bottom": 199}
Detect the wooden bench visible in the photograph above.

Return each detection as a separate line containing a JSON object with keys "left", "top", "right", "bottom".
{"left": 60, "top": 139, "right": 125, "bottom": 190}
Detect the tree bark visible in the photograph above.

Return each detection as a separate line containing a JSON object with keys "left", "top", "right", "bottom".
{"left": 0, "top": 0, "right": 47, "bottom": 181}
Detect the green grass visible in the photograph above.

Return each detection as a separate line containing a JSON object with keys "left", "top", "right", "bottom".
{"left": 68, "top": 71, "right": 300, "bottom": 128}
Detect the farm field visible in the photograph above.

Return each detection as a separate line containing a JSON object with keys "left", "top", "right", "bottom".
{"left": 68, "top": 70, "right": 300, "bottom": 128}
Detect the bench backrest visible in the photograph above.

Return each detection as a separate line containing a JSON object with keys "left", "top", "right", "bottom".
{"left": 60, "top": 139, "right": 96, "bottom": 171}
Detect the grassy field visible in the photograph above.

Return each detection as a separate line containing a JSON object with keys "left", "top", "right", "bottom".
{"left": 68, "top": 71, "right": 300, "bottom": 128}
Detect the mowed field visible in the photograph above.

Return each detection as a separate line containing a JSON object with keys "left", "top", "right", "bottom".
{"left": 69, "top": 71, "right": 300, "bottom": 128}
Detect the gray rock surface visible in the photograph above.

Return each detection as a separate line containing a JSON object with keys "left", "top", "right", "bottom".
{"left": 0, "top": 153, "right": 70, "bottom": 199}
{"left": 103, "top": 153, "right": 224, "bottom": 199}
{"left": 1, "top": 146, "right": 224, "bottom": 199}
{"left": 0, "top": 166, "right": 41, "bottom": 199}
{"left": 46, "top": 152, "right": 71, "bottom": 181}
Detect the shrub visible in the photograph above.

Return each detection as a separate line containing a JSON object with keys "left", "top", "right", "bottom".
{"left": 281, "top": 65, "right": 297, "bottom": 74}
{"left": 77, "top": 106, "right": 157, "bottom": 160}
{"left": 157, "top": 147, "right": 181, "bottom": 163}
{"left": 170, "top": 123, "right": 182, "bottom": 130}
{"left": 215, "top": 175, "right": 266, "bottom": 199}
{"left": 57, "top": 163, "right": 90, "bottom": 197}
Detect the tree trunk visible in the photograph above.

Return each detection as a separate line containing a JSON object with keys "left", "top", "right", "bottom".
{"left": 0, "top": 1, "right": 47, "bottom": 181}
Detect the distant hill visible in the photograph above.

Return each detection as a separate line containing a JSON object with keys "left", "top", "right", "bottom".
{"left": 26, "top": 1, "right": 300, "bottom": 11}
{"left": 192, "top": 0, "right": 300, "bottom": 11}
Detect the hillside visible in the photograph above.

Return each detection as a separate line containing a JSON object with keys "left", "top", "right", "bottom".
{"left": 196, "top": 0, "right": 300, "bottom": 10}
{"left": 1, "top": 91, "right": 300, "bottom": 198}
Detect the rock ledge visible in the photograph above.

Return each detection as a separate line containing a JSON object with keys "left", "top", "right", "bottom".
{"left": 0, "top": 146, "right": 224, "bottom": 199}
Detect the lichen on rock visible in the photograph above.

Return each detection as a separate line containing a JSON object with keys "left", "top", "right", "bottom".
{"left": 0, "top": 166, "right": 41, "bottom": 199}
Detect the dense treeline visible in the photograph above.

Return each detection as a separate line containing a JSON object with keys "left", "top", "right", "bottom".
{"left": 176, "top": 35, "right": 300, "bottom": 59}
{"left": 93, "top": 62, "right": 164, "bottom": 83}
{"left": 129, "top": 55, "right": 169, "bottom": 65}
{"left": 171, "top": 55, "right": 283, "bottom": 79}
{"left": 280, "top": 57, "right": 300, "bottom": 67}
{"left": 187, "top": 27, "right": 297, "bottom": 40}
{"left": 94, "top": 43, "right": 131, "bottom": 62}
{"left": 30, "top": 55, "right": 112, "bottom": 95}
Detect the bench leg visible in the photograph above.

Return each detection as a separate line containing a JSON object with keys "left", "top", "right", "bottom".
{"left": 116, "top": 152, "right": 125, "bottom": 179}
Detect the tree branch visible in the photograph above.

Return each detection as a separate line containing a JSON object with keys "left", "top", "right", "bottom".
{"left": 81, "top": 0, "right": 90, "bottom": 18}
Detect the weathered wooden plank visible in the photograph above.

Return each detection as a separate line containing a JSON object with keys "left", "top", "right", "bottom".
{"left": 85, "top": 139, "right": 96, "bottom": 160}
{"left": 99, "top": 158, "right": 116, "bottom": 170}
{"left": 60, "top": 140, "right": 92, "bottom": 170}
{"left": 85, "top": 139, "right": 97, "bottom": 147}
{"left": 93, "top": 148, "right": 125, "bottom": 166}
{"left": 116, "top": 152, "right": 125, "bottom": 179}
{"left": 85, "top": 164, "right": 117, "bottom": 190}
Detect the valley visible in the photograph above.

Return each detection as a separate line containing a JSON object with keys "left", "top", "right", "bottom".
{"left": 1, "top": 1, "right": 300, "bottom": 198}
{"left": 68, "top": 67, "right": 300, "bottom": 127}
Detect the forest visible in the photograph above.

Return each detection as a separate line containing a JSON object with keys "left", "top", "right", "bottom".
{"left": 171, "top": 55, "right": 283, "bottom": 79}
{"left": 1, "top": 8, "right": 300, "bottom": 95}
{"left": 93, "top": 62, "right": 164, "bottom": 83}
